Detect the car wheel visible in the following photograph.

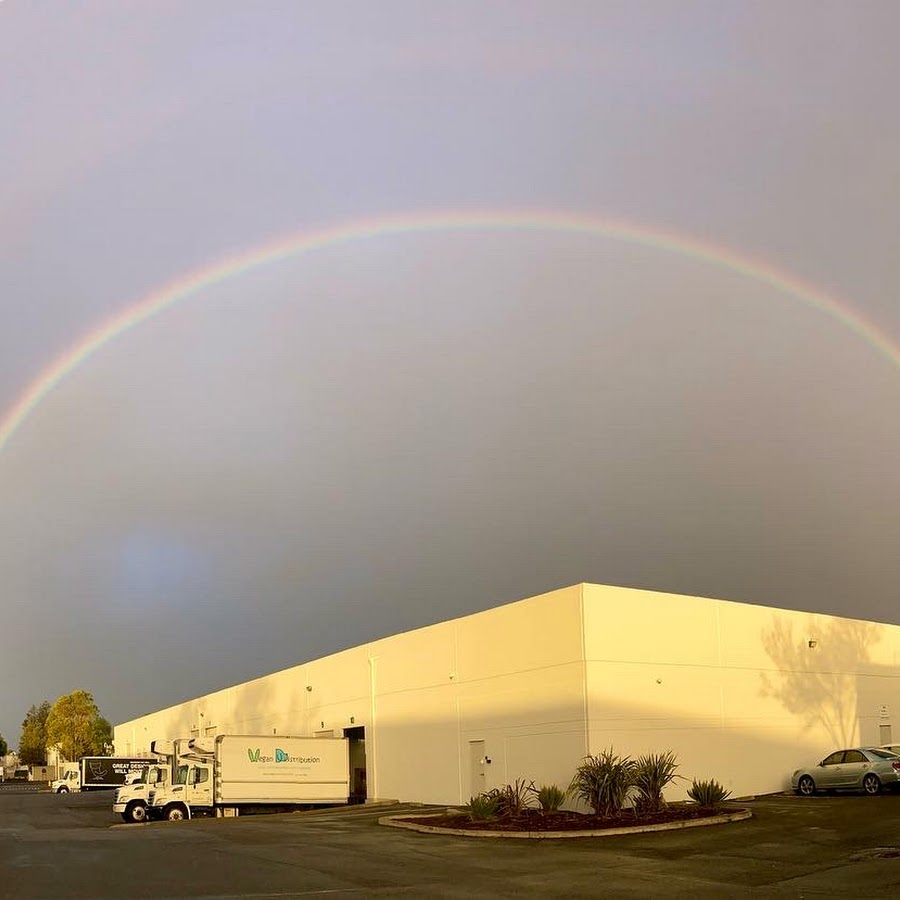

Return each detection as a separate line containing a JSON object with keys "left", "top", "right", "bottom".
{"left": 126, "top": 802, "right": 148, "bottom": 823}
{"left": 797, "top": 775, "right": 816, "bottom": 796}
{"left": 165, "top": 804, "right": 187, "bottom": 821}
{"left": 863, "top": 773, "right": 881, "bottom": 795}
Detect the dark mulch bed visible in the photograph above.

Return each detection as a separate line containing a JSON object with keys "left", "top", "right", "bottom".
{"left": 398, "top": 805, "right": 736, "bottom": 832}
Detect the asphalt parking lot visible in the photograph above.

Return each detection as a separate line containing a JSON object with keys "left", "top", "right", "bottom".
{"left": 2, "top": 786, "right": 900, "bottom": 899}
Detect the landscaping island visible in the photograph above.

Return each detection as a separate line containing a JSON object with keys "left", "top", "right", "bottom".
{"left": 382, "top": 804, "right": 752, "bottom": 838}
{"left": 383, "top": 749, "right": 750, "bottom": 837}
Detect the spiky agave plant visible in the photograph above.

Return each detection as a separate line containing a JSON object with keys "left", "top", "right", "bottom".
{"left": 464, "top": 792, "right": 500, "bottom": 821}
{"left": 569, "top": 748, "right": 636, "bottom": 817}
{"left": 534, "top": 783, "right": 567, "bottom": 813}
{"left": 687, "top": 778, "right": 732, "bottom": 809}
{"left": 632, "top": 750, "right": 680, "bottom": 816}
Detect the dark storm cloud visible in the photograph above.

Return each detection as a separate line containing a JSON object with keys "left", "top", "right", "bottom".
{"left": 1, "top": 1, "right": 898, "bottom": 742}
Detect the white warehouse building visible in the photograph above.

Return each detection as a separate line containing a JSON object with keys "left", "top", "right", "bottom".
{"left": 114, "top": 583, "right": 900, "bottom": 804}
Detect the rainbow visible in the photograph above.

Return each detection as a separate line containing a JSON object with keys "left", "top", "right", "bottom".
{"left": 1, "top": 209, "right": 897, "bottom": 454}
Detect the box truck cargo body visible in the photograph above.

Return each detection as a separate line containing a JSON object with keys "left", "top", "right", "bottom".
{"left": 149, "top": 735, "right": 349, "bottom": 820}
{"left": 51, "top": 757, "right": 151, "bottom": 792}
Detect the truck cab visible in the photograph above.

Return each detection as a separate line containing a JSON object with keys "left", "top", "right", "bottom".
{"left": 147, "top": 758, "right": 191, "bottom": 821}
{"left": 113, "top": 739, "right": 190, "bottom": 823}
{"left": 113, "top": 764, "right": 169, "bottom": 822}
{"left": 50, "top": 768, "right": 80, "bottom": 793}
{"left": 149, "top": 757, "right": 207, "bottom": 820}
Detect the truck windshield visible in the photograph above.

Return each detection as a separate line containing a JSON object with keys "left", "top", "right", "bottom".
{"left": 136, "top": 768, "right": 162, "bottom": 785}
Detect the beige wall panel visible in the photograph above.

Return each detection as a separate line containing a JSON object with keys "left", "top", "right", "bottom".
{"left": 718, "top": 665, "right": 863, "bottom": 754}
{"left": 370, "top": 623, "right": 456, "bottom": 694}
{"left": 586, "top": 661, "right": 724, "bottom": 729}
{"left": 585, "top": 722, "right": 815, "bottom": 799}
{"left": 458, "top": 665, "right": 585, "bottom": 733}
{"left": 304, "top": 647, "right": 372, "bottom": 703}
{"left": 456, "top": 585, "right": 583, "bottom": 680}
{"left": 583, "top": 584, "right": 720, "bottom": 667}
{"left": 855, "top": 671, "right": 900, "bottom": 747}
{"left": 374, "top": 685, "right": 460, "bottom": 804}
{"left": 501, "top": 729, "right": 586, "bottom": 792}
{"left": 717, "top": 601, "right": 897, "bottom": 673}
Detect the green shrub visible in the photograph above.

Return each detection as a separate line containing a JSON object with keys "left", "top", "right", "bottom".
{"left": 687, "top": 778, "right": 732, "bottom": 808}
{"left": 464, "top": 793, "right": 500, "bottom": 821}
{"left": 534, "top": 783, "right": 567, "bottom": 813}
{"left": 632, "top": 751, "right": 680, "bottom": 816}
{"left": 569, "top": 748, "right": 636, "bottom": 817}
{"left": 487, "top": 779, "right": 537, "bottom": 817}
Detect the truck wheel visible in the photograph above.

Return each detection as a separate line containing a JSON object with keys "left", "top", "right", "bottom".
{"left": 165, "top": 804, "right": 187, "bottom": 821}
{"left": 57, "top": 786, "right": 69, "bottom": 794}
{"left": 126, "top": 802, "right": 148, "bottom": 823}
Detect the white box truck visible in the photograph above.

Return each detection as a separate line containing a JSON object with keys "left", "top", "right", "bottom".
{"left": 50, "top": 757, "right": 151, "bottom": 793}
{"left": 149, "top": 735, "right": 350, "bottom": 820}
{"left": 112, "top": 739, "right": 190, "bottom": 823}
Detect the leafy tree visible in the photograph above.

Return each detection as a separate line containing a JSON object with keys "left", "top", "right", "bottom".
{"left": 0, "top": 733, "right": 8, "bottom": 757}
{"left": 19, "top": 701, "right": 51, "bottom": 766}
{"left": 46, "top": 690, "right": 110, "bottom": 762}
{"left": 93, "top": 717, "right": 113, "bottom": 755}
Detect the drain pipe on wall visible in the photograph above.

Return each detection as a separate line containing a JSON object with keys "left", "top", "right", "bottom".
{"left": 368, "top": 655, "right": 378, "bottom": 801}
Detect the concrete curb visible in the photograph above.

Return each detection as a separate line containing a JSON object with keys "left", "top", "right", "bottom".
{"left": 110, "top": 799, "right": 404, "bottom": 829}
{"left": 379, "top": 808, "right": 753, "bottom": 839}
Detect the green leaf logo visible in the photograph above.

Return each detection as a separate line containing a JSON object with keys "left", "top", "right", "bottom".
{"left": 247, "top": 748, "right": 260, "bottom": 762}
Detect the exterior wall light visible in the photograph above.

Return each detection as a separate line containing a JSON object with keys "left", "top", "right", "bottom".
{"left": 306, "top": 685, "right": 313, "bottom": 692}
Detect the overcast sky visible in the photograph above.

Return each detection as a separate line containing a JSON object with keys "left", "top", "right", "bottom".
{"left": 2, "top": 1, "right": 899, "bottom": 746}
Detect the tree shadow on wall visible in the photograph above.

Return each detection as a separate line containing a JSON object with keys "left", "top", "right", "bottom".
{"left": 760, "top": 614, "right": 882, "bottom": 749}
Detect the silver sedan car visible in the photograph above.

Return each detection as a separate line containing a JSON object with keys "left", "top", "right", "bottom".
{"left": 792, "top": 747, "right": 900, "bottom": 796}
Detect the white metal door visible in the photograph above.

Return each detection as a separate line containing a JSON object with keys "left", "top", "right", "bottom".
{"left": 469, "top": 741, "right": 486, "bottom": 797}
